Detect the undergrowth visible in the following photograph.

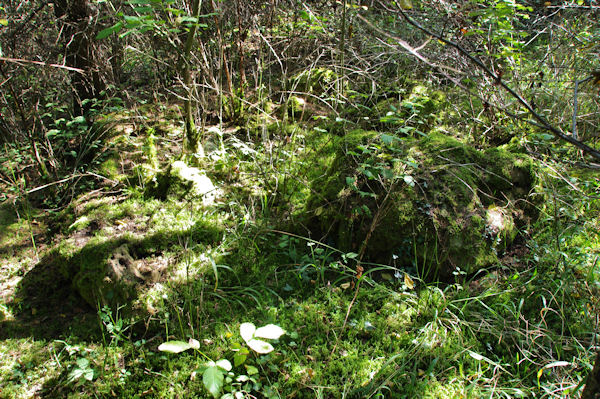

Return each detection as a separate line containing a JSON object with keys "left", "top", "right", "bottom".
{"left": 1, "top": 98, "right": 599, "bottom": 399}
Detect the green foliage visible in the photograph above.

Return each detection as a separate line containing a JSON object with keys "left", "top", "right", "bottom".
{"left": 2, "top": 2, "right": 600, "bottom": 398}
{"left": 159, "top": 322, "right": 285, "bottom": 398}
{"left": 468, "top": 0, "right": 533, "bottom": 61}
{"left": 96, "top": 0, "right": 209, "bottom": 41}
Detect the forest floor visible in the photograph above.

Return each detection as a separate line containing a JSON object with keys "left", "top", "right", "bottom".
{"left": 0, "top": 102, "right": 599, "bottom": 399}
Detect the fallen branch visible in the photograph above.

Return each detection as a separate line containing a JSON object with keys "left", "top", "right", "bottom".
{"left": 0, "top": 57, "right": 85, "bottom": 74}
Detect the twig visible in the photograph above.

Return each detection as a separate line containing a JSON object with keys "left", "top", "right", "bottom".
{"left": 0, "top": 56, "right": 84, "bottom": 73}
{"left": 572, "top": 76, "right": 594, "bottom": 140}
{"left": 26, "top": 172, "right": 119, "bottom": 194}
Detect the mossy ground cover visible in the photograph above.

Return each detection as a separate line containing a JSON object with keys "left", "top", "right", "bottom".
{"left": 0, "top": 99, "right": 599, "bottom": 399}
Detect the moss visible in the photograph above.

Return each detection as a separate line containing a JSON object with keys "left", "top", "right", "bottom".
{"left": 145, "top": 161, "right": 220, "bottom": 204}
{"left": 292, "top": 67, "right": 339, "bottom": 95}
{"left": 143, "top": 128, "right": 159, "bottom": 170}
{"left": 303, "top": 130, "right": 539, "bottom": 280}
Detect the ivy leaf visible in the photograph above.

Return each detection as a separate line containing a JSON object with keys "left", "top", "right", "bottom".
{"left": 203, "top": 366, "right": 224, "bottom": 398}
{"left": 254, "top": 324, "right": 285, "bottom": 340}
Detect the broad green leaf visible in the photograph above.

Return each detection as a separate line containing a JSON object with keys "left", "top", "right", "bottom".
{"left": 254, "top": 324, "right": 285, "bottom": 340}
{"left": 66, "top": 116, "right": 86, "bottom": 126}
{"left": 380, "top": 134, "right": 395, "bottom": 145}
{"left": 96, "top": 22, "right": 123, "bottom": 40}
{"left": 398, "top": 0, "right": 413, "bottom": 10}
{"left": 233, "top": 353, "right": 247, "bottom": 367}
{"left": 240, "top": 322, "right": 256, "bottom": 343}
{"left": 68, "top": 369, "right": 84, "bottom": 382}
{"left": 0, "top": 19, "right": 8, "bottom": 26}
{"left": 203, "top": 366, "right": 224, "bottom": 398}
{"left": 83, "top": 369, "right": 94, "bottom": 381}
{"left": 245, "top": 365, "right": 259, "bottom": 375}
{"left": 247, "top": 338, "right": 274, "bottom": 354}
{"left": 158, "top": 340, "right": 193, "bottom": 353}
{"left": 215, "top": 359, "right": 232, "bottom": 371}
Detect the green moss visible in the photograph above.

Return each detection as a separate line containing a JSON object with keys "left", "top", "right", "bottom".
{"left": 145, "top": 161, "right": 219, "bottom": 204}
{"left": 98, "top": 157, "right": 120, "bottom": 180}
{"left": 143, "top": 128, "right": 159, "bottom": 170}
{"left": 292, "top": 67, "right": 339, "bottom": 95}
{"left": 303, "top": 130, "right": 539, "bottom": 279}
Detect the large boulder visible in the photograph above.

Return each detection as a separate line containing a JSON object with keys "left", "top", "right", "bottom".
{"left": 303, "top": 130, "right": 539, "bottom": 280}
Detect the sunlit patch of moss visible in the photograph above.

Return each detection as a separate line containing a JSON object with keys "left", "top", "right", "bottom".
{"left": 0, "top": 338, "right": 60, "bottom": 399}
{"left": 98, "top": 156, "right": 120, "bottom": 180}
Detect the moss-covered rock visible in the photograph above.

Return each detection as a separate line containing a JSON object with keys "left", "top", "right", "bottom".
{"left": 145, "top": 161, "right": 220, "bottom": 205}
{"left": 61, "top": 238, "right": 167, "bottom": 310}
{"left": 287, "top": 95, "right": 307, "bottom": 120}
{"left": 375, "top": 85, "right": 446, "bottom": 134}
{"left": 303, "top": 131, "right": 539, "bottom": 280}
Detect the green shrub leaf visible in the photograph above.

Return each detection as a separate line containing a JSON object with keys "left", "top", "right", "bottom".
{"left": 247, "top": 338, "right": 274, "bottom": 354}
{"left": 240, "top": 322, "right": 256, "bottom": 343}
{"left": 203, "top": 366, "right": 224, "bottom": 398}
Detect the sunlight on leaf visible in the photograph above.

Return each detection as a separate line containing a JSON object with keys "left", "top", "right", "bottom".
{"left": 254, "top": 324, "right": 285, "bottom": 340}
{"left": 247, "top": 338, "right": 274, "bottom": 354}
{"left": 215, "top": 359, "right": 232, "bottom": 371}
{"left": 240, "top": 322, "right": 256, "bottom": 343}
{"left": 158, "top": 340, "right": 194, "bottom": 353}
{"left": 404, "top": 273, "right": 415, "bottom": 290}
{"left": 203, "top": 366, "right": 224, "bottom": 398}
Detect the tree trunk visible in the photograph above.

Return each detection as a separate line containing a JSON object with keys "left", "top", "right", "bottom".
{"left": 582, "top": 351, "right": 600, "bottom": 399}
{"left": 54, "top": 0, "right": 104, "bottom": 116}
{"left": 181, "top": 0, "right": 203, "bottom": 156}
